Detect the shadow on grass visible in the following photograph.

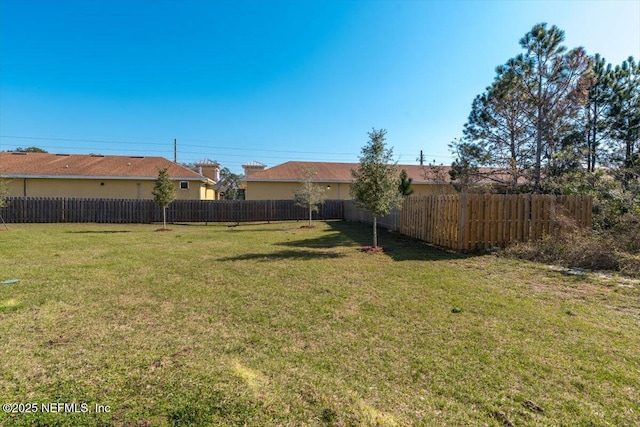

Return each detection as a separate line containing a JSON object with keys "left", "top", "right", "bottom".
{"left": 281, "top": 220, "right": 479, "bottom": 262}
{"left": 66, "top": 230, "right": 131, "bottom": 234}
{"left": 173, "top": 222, "right": 276, "bottom": 227}
{"left": 278, "top": 228, "right": 360, "bottom": 250}
{"left": 224, "top": 221, "right": 320, "bottom": 233}
{"left": 170, "top": 221, "right": 309, "bottom": 232}
{"left": 218, "top": 249, "right": 345, "bottom": 262}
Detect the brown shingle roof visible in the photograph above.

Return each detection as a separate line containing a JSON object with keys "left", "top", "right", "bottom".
{"left": 0, "top": 152, "right": 209, "bottom": 181}
{"left": 242, "top": 161, "right": 454, "bottom": 184}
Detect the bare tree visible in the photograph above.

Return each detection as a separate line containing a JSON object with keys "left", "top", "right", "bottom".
{"left": 294, "top": 168, "right": 327, "bottom": 227}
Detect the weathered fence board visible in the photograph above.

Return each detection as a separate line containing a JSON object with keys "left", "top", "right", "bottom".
{"left": 343, "top": 200, "right": 401, "bottom": 231}
{"left": 400, "top": 194, "right": 592, "bottom": 251}
{"left": 347, "top": 194, "right": 592, "bottom": 251}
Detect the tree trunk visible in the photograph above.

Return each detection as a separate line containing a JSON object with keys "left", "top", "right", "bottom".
{"left": 509, "top": 138, "right": 518, "bottom": 191}
{"left": 163, "top": 207, "right": 167, "bottom": 229}
{"left": 589, "top": 100, "right": 598, "bottom": 172}
{"left": 373, "top": 216, "right": 378, "bottom": 248}
{"left": 535, "top": 76, "right": 543, "bottom": 193}
{"left": 308, "top": 206, "right": 312, "bottom": 227}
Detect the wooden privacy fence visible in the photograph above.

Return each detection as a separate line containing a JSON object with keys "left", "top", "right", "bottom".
{"left": 0, "top": 197, "right": 344, "bottom": 224}
{"left": 399, "top": 194, "right": 592, "bottom": 251}
{"left": 343, "top": 200, "right": 401, "bottom": 231}
{"left": 1, "top": 195, "right": 592, "bottom": 251}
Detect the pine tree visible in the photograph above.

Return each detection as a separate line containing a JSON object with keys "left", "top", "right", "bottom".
{"left": 398, "top": 169, "right": 414, "bottom": 196}
{"left": 512, "top": 23, "right": 591, "bottom": 190}
{"left": 585, "top": 54, "right": 614, "bottom": 172}
{"left": 462, "top": 64, "right": 533, "bottom": 190}
{"left": 449, "top": 138, "right": 492, "bottom": 191}
{"left": 608, "top": 56, "right": 640, "bottom": 190}
{"left": 454, "top": 23, "right": 592, "bottom": 192}
{"left": 152, "top": 168, "right": 176, "bottom": 229}
{"left": 350, "top": 129, "right": 403, "bottom": 248}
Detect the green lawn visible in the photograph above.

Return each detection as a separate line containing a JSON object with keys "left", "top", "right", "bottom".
{"left": 0, "top": 221, "right": 638, "bottom": 426}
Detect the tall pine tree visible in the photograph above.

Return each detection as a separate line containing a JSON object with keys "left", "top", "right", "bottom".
{"left": 585, "top": 54, "right": 614, "bottom": 172}
{"left": 608, "top": 56, "right": 640, "bottom": 189}
{"left": 453, "top": 23, "right": 592, "bottom": 192}
{"left": 462, "top": 63, "right": 533, "bottom": 190}
{"left": 512, "top": 23, "right": 591, "bottom": 190}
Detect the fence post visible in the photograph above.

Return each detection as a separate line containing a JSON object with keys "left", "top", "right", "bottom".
{"left": 457, "top": 194, "right": 465, "bottom": 251}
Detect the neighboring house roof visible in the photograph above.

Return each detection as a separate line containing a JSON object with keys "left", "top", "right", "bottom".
{"left": 0, "top": 152, "right": 213, "bottom": 182}
{"left": 195, "top": 158, "right": 220, "bottom": 166}
{"left": 242, "top": 160, "right": 267, "bottom": 167}
{"left": 241, "top": 161, "right": 454, "bottom": 184}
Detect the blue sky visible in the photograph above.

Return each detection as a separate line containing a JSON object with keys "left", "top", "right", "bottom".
{"left": 1, "top": 0, "right": 639, "bottom": 174}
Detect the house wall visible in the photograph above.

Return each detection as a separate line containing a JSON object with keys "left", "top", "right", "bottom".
{"left": 244, "top": 181, "right": 455, "bottom": 200}
{"left": 245, "top": 181, "right": 350, "bottom": 200}
{"left": 200, "top": 186, "right": 216, "bottom": 200}
{"left": 4, "top": 178, "right": 212, "bottom": 200}
{"left": 411, "top": 184, "right": 456, "bottom": 196}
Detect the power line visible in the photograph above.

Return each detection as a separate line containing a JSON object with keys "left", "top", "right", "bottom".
{"left": 0, "top": 134, "right": 454, "bottom": 162}
{"left": 0, "top": 135, "right": 357, "bottom": 156}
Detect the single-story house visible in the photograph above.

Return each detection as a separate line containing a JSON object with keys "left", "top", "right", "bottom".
{"left": 241, "top": 161, "right": 457, "bottom": 200}
{"left": 0, "top": 152, "right": 217, "bottom": 200}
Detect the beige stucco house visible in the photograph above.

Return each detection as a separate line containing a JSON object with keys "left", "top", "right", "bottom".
{"left": 0, "top": 152, "right": 217, "bottom": 200}
{"left": 241, "top": 161, "right": 456, "bottom": 200}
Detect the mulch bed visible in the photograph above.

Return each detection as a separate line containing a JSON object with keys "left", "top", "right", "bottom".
{"left": 155, "top": 228, "right": 173, "bottom": 232}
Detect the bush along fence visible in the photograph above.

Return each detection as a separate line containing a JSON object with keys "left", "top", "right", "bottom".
{"left": 345, "top": 194, "right": 593, "bottom": 251}
{"left": 0, "top": 198, "right": 344, "bottom": 224}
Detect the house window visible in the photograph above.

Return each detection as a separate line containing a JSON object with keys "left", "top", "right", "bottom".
{"left": 180, "top": 181, "right": 189, "bottom": 190}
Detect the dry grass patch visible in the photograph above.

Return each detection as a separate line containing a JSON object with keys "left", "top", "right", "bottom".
{"left": 502, "top": 214, "right": 640, "bottom": 277}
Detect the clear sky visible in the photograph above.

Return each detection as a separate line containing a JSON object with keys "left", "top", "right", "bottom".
{"left": 1, "top": 0, "right": 639, "bottom": 174}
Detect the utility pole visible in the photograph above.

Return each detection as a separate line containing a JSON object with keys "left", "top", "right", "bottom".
{"left": 417, "top": 150, "right": 425, "bottom": 166}
{"left": 174, "top": 138, "right": 177, "bottom": 163}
